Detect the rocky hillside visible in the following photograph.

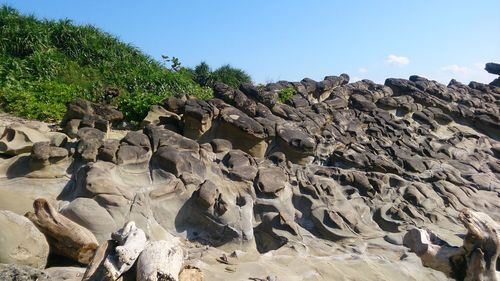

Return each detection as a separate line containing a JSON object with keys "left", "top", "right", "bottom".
{"left": 0, "top": 64, "right": 499, "bottom": 281}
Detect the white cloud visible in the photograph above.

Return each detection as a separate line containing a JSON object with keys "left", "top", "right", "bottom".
{"left": 473, "top": 62, "right": 484, "bottom": 70}
{"left": 386, "top": 54, "right": 410, "bottom": 66}
{"left": 358, "top": 67, "right": 368, "bottom": 73}
{"left": 440, "top": 64, "right": 470, "bottom": 74}
{"left": 434, "top": 63, "right": 496, "bottom": 84}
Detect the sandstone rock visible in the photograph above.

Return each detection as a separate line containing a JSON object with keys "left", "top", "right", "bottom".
{"left": 0, "top": 210, "right": 49, "bottom": 269}
{"left": 116, "top": 144, "right": 150, "bottom": 167}
{"left": 0, "top": 264, "right": 49, "bottom": 281}
{"left": 275, "top": 124, "right": 315, "bottom": 164}
{"left": 97, "top": 139, "right": 120, "bottom": 163}
{"left": 215, "top": 106, "right": 268, "bottom": 158}
{"left": 255, "top": 167, "right": 287, "bottom": 196}
{"left": 61, "top": 99, "right": 123, "bottom": 128}
{"left": 144, "top": 125, "right": 199, "bottom": 153}
{"left": 47, "top": 132, "right": 69, "bottom": 147}
{"left": 222, "top": 150, "right": 258, "bottom": 182}
{"left": 178, "top": 265, "right": 204, "bottom": 281}
{"left": 210, "top": 138, "right": 233, "bottom": 153}
{"left": 77, "top": 127, "right": 106, "bottom": 162}
{"left": 2, "top": 68, "right": 500, "bottom": 281}
{"left": 152, "top": 146, "right": 205, "bottom": 179}
{"left": 29, "top": 142, "right": 68, "bottom": 169}
{"left": 43, "top": 267, "right": 85, "bottom": 281}
{"left": 0, "top": 177, "right": 66, "bottom": 215}
{"left": 485, "top": 62, "right": 500, "bottom": 75}
{"left": 60, "top": 198, "right": 118, "bottom": 243}
{"left": 183, "top": 99, "right": 217, "bottom": 140}
{"left": 0, "top": 124, "right": 50, "bottom": 155}
{"left": 141, "top": 104, "right": 180, "bottom": 128}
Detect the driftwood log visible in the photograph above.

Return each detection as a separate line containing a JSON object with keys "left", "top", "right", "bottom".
{"left": 25, "top": 198, "right": 99, "bottom": 264}
{"left": 104, "top": 221, "right": 148, "bottom": 280}
{"left": 459, "top": 209, "right": 499, "bottom": 281}
{"left": 83, "top": 221, "right": 201, "bottom": 281}
{"left": 403, "top": 228, "right": 465, "bottom": 276}
{"left": 404, "top": 208, "right": 499, "bottom": 281}
{"left": 136, "top": 240, "right": 184, "bottom": 281}
{"left": 82, "top": 240, "right": 116, "bottom": 281}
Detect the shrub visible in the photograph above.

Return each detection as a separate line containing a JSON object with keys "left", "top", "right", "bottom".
{"left": 277, "top": 86, "right": 296, "bottom": 103}
{"left": 117, "top": 92, "right": 166, "bottom": 123}
{"left": 211, "top": 64, "right": 252, "bottom": 88}
{"left": 190, "top": 62, "right": 252, "bottom": 88}
{"left": 0, "top": 79, "right": 82, "bottom": 120}
{"left": 192, "top": 61, "right": 212, "bottom": 87}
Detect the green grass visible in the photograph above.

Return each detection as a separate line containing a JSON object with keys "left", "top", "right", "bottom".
{"left": 0, "top": 6, "right": 213, "bottom": 122}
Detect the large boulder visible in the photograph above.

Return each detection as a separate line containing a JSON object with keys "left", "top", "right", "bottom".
{"left": 275, "top": 124, "right": 316, "bottom": 164}
{"left": 141, "top": 104, "right": 180, "bottom": 130}
{"left": 76, "top": 127, "right": 106, "bottom": 162}
{"left": 61, "top": 99, "right": 123, "bottom": 136}
{"left": 182, "top": 99, "right": 217, "bottom": 140}
{"left": 60, "top": 198, "right": 118, "bottom": 243}
{"left": 215, "top": 106, "right": 268, "bottom": 158}
{"left": 485, "top": 62, "right": 500, "bottom": 75}
{"left": 255, "top": 167, "right": 287, "bottom": 197}
{"left": 0, "top": 210, "right": 49, "bottom": 269}
{"left": 27, "top": 142, "right": 69, "bottom": 178}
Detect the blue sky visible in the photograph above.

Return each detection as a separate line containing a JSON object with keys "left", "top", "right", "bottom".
{"left": 5, "top": 0, "right": 500, "bottom": 84}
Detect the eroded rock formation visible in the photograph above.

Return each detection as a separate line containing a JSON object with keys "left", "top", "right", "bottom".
{"left": 0, "top": 64, "right": 499, "bottom": 280}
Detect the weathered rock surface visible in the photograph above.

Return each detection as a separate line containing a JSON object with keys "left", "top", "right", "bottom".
{"left": 0, "top": 264, "right": 84, "bottom": 281}
{"left": 1, "top": 64, "right": 500, "bottom": 280}
{"left": 0, "top": 124, "right": 50, "bottom": 155}
{"left": 60, "top": 198, "right": 117, "bottom": 243}
{"left": 0, "top": 210, "right": 49, "bottom": 269}
{"left": 0, "top": 264, "right": 49, "bottom": 281}
{"left": 61, "top": 99, "right": 123, "bottom": 137}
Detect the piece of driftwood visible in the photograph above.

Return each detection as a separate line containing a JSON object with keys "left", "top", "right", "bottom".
{"left": 403, "top": 228, "right": 464, "bottom": 276}
{"left": 178, "top": 265, "right": 204, "bottom": 281}
{"left": 104, "top": 221, "right": 147, "bottom": 280}
{"left": 25, "top": 198, "right": 99, "bottom": 264}
{"left": 82, "top": 240, "right": 116, "bottom": 281}
{"left": 459, "top": 209, "right": 499, "bottom": 281}
{"left": 136, "top": 240, "right": 184, "bottom": 281}
{"left": 404, "top": 208, "right": 499, "bottom": 281}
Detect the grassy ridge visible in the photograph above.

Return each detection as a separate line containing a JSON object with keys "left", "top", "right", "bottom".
{"left": 0, "top": 6, "right": 214, "bottom": 122}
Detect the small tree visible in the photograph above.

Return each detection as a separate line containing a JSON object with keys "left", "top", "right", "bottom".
{"left": 161, "top": 55, "right": 181, "bottom": 71}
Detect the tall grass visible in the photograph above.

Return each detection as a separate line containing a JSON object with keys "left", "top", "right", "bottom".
{"left": 0, "top": 6, "right": 212, "bottom": 121}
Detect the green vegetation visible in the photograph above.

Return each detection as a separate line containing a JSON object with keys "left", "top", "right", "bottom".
{"left": 191, "top": 61, "right": 252, "bottom": 88}
{"left": 0, "top": 6, "right": 217, "bottom": 122}
{"left": 277, "top": 86, "right": 296, "bottom": 103}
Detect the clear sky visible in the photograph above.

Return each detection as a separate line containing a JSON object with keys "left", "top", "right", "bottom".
{"left": 5, "top": 0, "right": 500, "bottom": 84}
